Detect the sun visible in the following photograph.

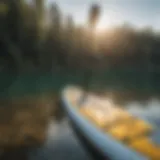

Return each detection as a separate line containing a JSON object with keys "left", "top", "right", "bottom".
{"left": 95, "top": 16, "right": 114, "bottom": 34}
{"left": 94, "top": 9, "right": 123, "bottom": 34}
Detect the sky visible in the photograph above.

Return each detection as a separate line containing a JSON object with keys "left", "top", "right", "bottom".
{"left": 47, "top": 0, "right": 160, "bottom": 31}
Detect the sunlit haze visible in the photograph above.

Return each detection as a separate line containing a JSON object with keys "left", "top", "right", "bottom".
{"left": 47, "top": 0, "right": 159, "bottom": 31}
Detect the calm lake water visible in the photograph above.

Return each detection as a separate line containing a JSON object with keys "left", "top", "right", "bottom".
{"left": 28, "top": 120, "right": 91, "bottom": 160}
{"left": 1, "top": 70, "right": 160, "bottom": 159}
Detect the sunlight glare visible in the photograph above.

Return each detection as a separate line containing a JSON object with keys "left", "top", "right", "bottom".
{"left": 94, "top": 15, "right": 114, "bottom": 35}
{"left": 94, "top": 9, "right": 123, "bottom": 35}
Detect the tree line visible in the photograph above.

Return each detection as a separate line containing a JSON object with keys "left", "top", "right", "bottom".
{"left": 0, "top": 0, "right": 160, "bottom": 74}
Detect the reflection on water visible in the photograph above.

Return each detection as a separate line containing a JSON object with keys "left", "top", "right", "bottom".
{"left": 102, "top": 90, "right": 160, "bottom": 126}
{"left": 28, "top": 120, "right": 91, "bottom": 160}
{"left": 127, "top": 99, "right": 160, "bottom": 123}
{"left": 96, "top": 85, "right": 160, "bottom": 125}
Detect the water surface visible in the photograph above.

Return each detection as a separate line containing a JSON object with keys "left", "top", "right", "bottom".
{"left": 28, "top": 120, "right": 91, "bottom": 160}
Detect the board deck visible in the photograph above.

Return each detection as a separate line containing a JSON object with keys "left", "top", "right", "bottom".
{"left": 65, "top": 87, "right": 160, "bottom": 160}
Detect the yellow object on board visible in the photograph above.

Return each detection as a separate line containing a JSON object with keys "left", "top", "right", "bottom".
{"left": 80, "top": 107, "right": 107, "bottom": 127}
{"left": 108, "top": 119, "right": 152, "bottom": 141}
{"left": 129, "top": 137, "right": 160, "bottom": 160}
{"left": 80, "top": 106, "right": 132, "bottom": 128}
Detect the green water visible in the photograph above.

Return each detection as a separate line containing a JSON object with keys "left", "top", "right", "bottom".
{"left": 0, "top": 71, "right": 84, "bottom": 98}
{"left": 0, "top": 69, "right": 160, "bottom": 98}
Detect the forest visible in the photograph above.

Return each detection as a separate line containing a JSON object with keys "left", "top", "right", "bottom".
{"left": 1, "top": 0, "right": 160, "bottom": 75}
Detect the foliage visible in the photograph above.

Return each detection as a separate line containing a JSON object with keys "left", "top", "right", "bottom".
{"left": 0, "top": 1, "right": 160, "bottom": 73}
